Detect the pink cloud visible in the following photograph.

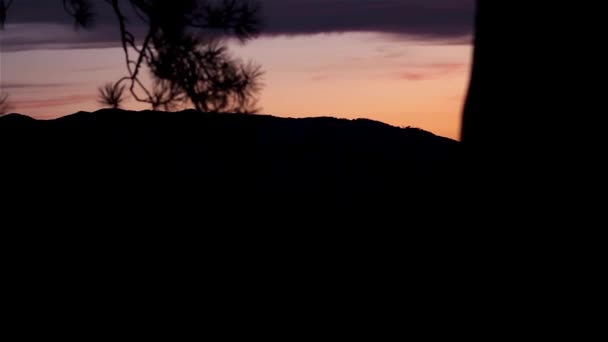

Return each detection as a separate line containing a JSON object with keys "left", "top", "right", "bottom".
{"left": 12, "top": 94, "right": 95, "bottom": 110}
{"left": 399, "top": 62, "right": 467, "bottom": 81}
{"left": 400, "top": 72, "right": 430, "bottom": 81}
{"left": 311, "top": 74, "right": 331, "bottom": 81}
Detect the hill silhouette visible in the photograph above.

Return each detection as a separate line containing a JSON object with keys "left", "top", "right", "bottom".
{"left": 1, "top": 109, "right": 461, "bottom": 217}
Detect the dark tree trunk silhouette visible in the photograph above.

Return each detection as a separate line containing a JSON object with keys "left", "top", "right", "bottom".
{"left": 461, "top": 0, "right": 539, "bottom": 151}
{"left": 461, "top": 0, "right": 508, "bottom": 149}
{"left": 461, "top": 0, "right": 537, "bottom": 156}
{"left": 458, "top": 1, "right": 596, "bottom": 218}
{"left": 460, "top": 0, "right": 483, "bottom": 145}
{"left": 461, "top": 0, "right": 565, "bottom": 151}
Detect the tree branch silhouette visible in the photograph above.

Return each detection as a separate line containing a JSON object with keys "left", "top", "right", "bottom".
{"left": 98, "top": 82, "right": 127, "bottom": 109}
{"left": 0, "top": 93, "right": 12, "bottom": 115}
{"left": 1, "top": 0, "right": 264, "bottom": 113}
{"left": 0, "top": 0, "right": 13, "bottom": 29}
{"left": 63, "top": 0, "right": 94, "bottom": 30}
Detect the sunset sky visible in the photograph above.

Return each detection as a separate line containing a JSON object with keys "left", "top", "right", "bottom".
{"left": 0, "top": 0, "right": 475, "bottom": 140}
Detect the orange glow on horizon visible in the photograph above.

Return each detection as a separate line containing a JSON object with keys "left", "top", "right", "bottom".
{"left": 1, "top": 33, "right": 471, "bottom": 140}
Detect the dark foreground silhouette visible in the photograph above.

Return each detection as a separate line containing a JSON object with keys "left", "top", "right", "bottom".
{"left": 1, "top": 109, "right": 486, "bottom": 328}
{"left": 1, "top": 109, "right": 462, "bottom": 215}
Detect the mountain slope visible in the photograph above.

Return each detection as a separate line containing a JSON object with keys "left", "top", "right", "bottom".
{"left": 0, "top": 109, "right": 461, "bottom": 210}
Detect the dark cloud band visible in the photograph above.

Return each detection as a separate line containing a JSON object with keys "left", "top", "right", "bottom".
{"left": 261, "top": 0, "right": 474, "bottom": 38}
{"left": 1, "top": 0, "right": 475, "bottom": 51}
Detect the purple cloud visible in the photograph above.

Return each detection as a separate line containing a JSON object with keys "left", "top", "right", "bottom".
{"left": 1, "top": 0, "right": 475, "bottom": 51}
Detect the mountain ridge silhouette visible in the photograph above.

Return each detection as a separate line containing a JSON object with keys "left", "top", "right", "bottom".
{"left": 1, "top": 109, "right": 456, "bottom": 141}
{"left": 1, "top": 109, "right": 461, "bottom": 215}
